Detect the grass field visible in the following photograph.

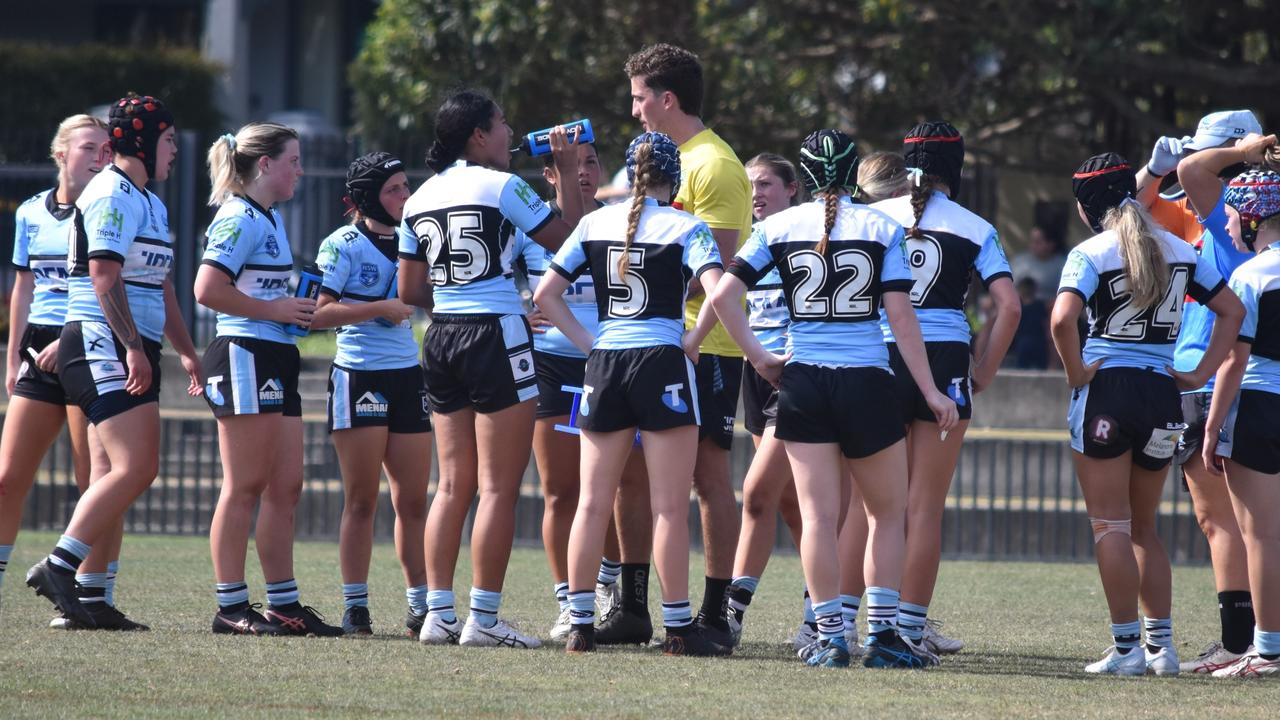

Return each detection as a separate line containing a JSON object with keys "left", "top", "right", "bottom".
{"left": 1, "top": 532, "right": 1276, "bottom": 718}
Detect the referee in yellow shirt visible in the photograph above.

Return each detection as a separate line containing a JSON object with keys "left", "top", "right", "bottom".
{"left": 608, "top": 43, "right": 751, "bottom": 648}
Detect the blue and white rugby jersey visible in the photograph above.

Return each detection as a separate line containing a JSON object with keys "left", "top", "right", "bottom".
{"left": 1058, "top": 227, "right": 1225, "bottom": 373}
{"left": 1228, "top": 245, "right": 1280, "bottom": 396}
{"left": 549, "top": 198, "right": 722, "bottom": 350}
{"left": 872, "top": 191, "right": 1010, "bottom": 344}
{"left": 66, "top": 165, "right": 173, "bottom": 342}
{"left": 513, "top": 228, "right": 598, "bottom": 358}
{"left": 746, "top": 265, "right": 788, "bottom": 355}
{"left": 1173, "top": 195, "right": 1253, "bottom": 392}
{"left": 317, "top": 222, "right": 418, "bottom": 370}
{"left": 398, "top": 160, "right": 554, "bottom": 315}
{"left": 201, "top": 196, "right": 295, "bottom": 344}
{"left": 12, "top": 188, "right": 74, "bottom": 326}
{"left": 727, "top": 196, "right": 913, "bottom": 368}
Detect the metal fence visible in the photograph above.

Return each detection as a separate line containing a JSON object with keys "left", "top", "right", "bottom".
{"left": 4, "top": 410, "right": 1210, "bottom": 563}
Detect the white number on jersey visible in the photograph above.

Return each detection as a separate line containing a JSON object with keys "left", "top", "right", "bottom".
{"left": 1102, "top": 266, "right": 1189, "bottom": 341}
{"left": 411, "top": 211, "right": 491, "bottom": 284}
{"left": 606, "top": 246, "right": 649, "bottom": 317}
{"left": 788, "top": 249, "right": 875, "bottom": 319}
{"left": 906, "top": 235, "right": 943, "bottom": 306}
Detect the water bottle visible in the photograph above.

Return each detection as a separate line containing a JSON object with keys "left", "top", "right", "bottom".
{"left": 285, "top": 263, "right": 324, "bottom": 337}
{"left": 512, "top": 119, "right": 594, "bottom": 157}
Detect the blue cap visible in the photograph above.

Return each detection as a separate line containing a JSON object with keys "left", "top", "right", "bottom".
{"left": 1183, "top": 110, "right": 1263, "bottom": 151}
{"left": 626, "top": 132, "right": 681, "bottom": 197}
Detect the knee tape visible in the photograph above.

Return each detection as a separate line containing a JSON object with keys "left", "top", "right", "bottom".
{"left": 1090, "top": 517, "right": 1132, "bottom": 543}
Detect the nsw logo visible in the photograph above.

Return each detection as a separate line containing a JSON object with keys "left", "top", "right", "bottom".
{"left": 355, "top": 391, "right": 389, "bottom": 417}
{"left": 265, "top": 234, "right": 280, "bottom": 258}
{"left": 661, "top": 383, "right": 688, "bottom": 413}
{"left": 258, "top": 378, "right": 285, "bottom": 405}
{"left": 358, "top": 262, "right": 379, "bottom": 288}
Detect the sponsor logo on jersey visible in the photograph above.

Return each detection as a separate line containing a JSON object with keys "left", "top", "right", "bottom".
{"left": 265, "top": 234, "right": 280, "bottom": 259}
{"left": 208, "top": 225, "right": 242, "bottom": 252}
{"left": 662, "top": 383, "right": 688, "bottom": 413}
{"left": 355, "top": 391, "right": 389, "bottom": 417}
{"left": 259, "top": 378, "right": 285, "bottom": 405}
{"left": 318, "top": 243, "right": 339, "bottom": 269}
{"left": 27, "top": 223, "right": 40, "bottom": 238}
{"left": 513, "top": 179, "right": 545, "bottom": 213}
{"left": 359, "top": 262, "right": 379, "bottom": 288}
{"left": 96, "top": 207, "right": 125, "bottom": 242}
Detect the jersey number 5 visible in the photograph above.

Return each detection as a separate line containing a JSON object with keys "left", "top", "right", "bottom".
{"left": 787, "top": 249, "right": 875, "bottom": 319}
{"left": 606, "top": 246, "right": 648, "bottom": 318}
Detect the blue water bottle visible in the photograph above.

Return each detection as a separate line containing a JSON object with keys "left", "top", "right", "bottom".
{"left": 285, "top": 263, "right": 324, "bottom": 337}
{"left": 513, "top": 119, "right": 594, "bottom": 156}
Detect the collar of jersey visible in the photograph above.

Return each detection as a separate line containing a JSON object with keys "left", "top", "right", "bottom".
{"left": 639, "top": 196, "right": 671, "bottom": 207}
{"left": 234, "top": 194, "right": 277, "bottom": 227}
{"left": 447, "top": 159, "right": 486, "bottom": 171}
{"left": 810, "top": 194, "right": 856, "bottom": 206}
{"left": 44, "top": 184, "right": 74, "bottom": 221}
{"left": 108, "top": 164, "right": 144, "bottom": 193}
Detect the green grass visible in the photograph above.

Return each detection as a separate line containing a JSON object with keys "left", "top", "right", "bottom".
{"left": 1, "top": 532, "right": 1276, "bottom": 718}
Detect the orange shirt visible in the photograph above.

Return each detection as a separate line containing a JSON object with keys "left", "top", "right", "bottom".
{"left": 1149, "top": 194, "right": 1203, "bottom": 246}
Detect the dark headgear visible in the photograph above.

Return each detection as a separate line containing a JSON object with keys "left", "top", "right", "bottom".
{"left": 108, "top": 95, "right": 174, "bottom": 180}
{"left": 903, "top": 121, "right": 964, "bottom": 198}
{"left": 798, "top": 129, "right": 859, "bottom": 195}
{"left": 346, "top": 152, "right": 405, "bottom": 227}
{"left": 1224, "top": 169, "right": 1280, "bottom": 251}
{"left": 626, "top": 132, "right": 682, "bottom": 197}
{"left": 1072, "top": 153, "right": 1137, "bottom": 233}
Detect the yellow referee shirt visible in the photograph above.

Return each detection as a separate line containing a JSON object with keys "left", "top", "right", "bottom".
{"left": 673, "top": 128, "right": 752, "bottom": 357}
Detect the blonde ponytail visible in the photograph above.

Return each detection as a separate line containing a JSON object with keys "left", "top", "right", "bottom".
{"left": 207, "top": 122, "right": 299, "bottom": 206}
{"left": 1102, "top": 201, "right": 1169, "bottom": 310}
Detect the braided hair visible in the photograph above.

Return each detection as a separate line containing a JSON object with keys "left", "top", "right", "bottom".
{"left": 797, "top": 129, "right": 859, "bottom": 256}
{"left": 903, "top": 121, "right": 964, "bottom": 239}
{"left": 620, "top": 132, "right": 682, "bottom": 277}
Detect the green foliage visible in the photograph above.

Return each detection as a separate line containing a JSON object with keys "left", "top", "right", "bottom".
{"left": 351, "top": 0, "right": 1280, "bottom": 175}
{"left": 0, "top": 43, "right": 222, "bottom": 163}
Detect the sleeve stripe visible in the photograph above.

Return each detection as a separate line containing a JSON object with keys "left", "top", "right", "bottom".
{"left": 1192, "top": 278, "right": 1227, "bottom": 304}
{"left": 881, "top": 279, "right": 914, "bottom": 293}
{"left": 1238, "top": 334, "right": 1255, "bottom": 345}
{"left": 1057, "top": 287, "right": 1088, "bottom": 301}
{"left": 319, "top": 287, "right": 342, "bottom": 300}
{"left": 692, "top": 261, "right": 723, "bottom": 278}
{"left": 981, "top": 270, "right": 1013, "bottom": 287}
{"left": 87, "top": 250, "right": 125, "bottom": 264}
{"left": 200, "top": 258, "right": 237, "bottom": 280}
{"left": 525, "top": 212, "right": 554, "bottom": 238}
{"left": 548, "top": 261, "right": 577, "bottom": 282}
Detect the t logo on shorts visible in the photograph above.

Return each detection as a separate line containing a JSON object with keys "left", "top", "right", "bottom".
{"left": 662, "top": 383, "right": 688, "bottom": 413}
{"left": 580, "top": 385, "right": 594, "bottom": 417}
{"left": 206, "top": 375, "right": 226, "bottom": 406}
{"left": 1089, "top": 415, "right": 1117, "bottom": 445}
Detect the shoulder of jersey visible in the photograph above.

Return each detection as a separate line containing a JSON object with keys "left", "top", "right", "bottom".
{"left": 1233, "top": 248, "right": 1280, "bottom": 287}
{"left": 18, "top": 189, "right": 49, "bottom": 210}
{"left": 78, "top": 168, "right": 133, "bottom": 207}
{"left": 868, "top": 195, "right": 912, "bottom": 226}
{"left": 1158, "top": 228, "right": 1199, "bottom": 263}
{"left": 322, "top": 224, "right": 363, "bottom": 248}
{"left": 1072, "top": 230, "right": 1118, "bottom": 260}
{"left": 931, "top": 196, "right": 995, "bottom": 241}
